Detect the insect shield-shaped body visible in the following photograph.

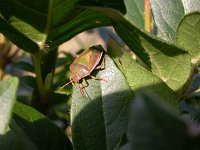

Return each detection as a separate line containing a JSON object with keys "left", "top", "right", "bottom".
{"left": 63, "top": 45, "right": 105, "bottom": 94}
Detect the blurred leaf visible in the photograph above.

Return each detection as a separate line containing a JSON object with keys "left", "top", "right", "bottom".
{"left": 0, "top": 129, "right": 23, "bottom": 150}
{"left": 51, "top": 104, "right": 70, "bottom": 121}
{"left": 20, "top": 76, "right": 36, "bottom": 89}
{"left": 55, "top": 58, "right": 68, "bottom": 68}
{"left": 71, "top": 55, "right": 134, "bottom": 150}
{"left": 12, "top": 61, "right": 34, "bottom": 73}
{"left": 47, "top": 91, "right": 70, "bottom": 121}
{"left": 176, "top": 12, "right": 200, "bottom": 58}
{"left": 9, "top": 102, "right": 73, "bottom": 150}
{"left": 127, "top": 91, "right": 200, "bottom": 150}
{"left": 0, "top": 77, "right": 19, "bottom": 135}
{"left": 53, "top": 54, "right": 74, "bottom": 88}
{"left": 44, "top": 73, "right": 53, "bottom": 91}
{"left": 107, "top": 38, "right": 178, "bottom": 109}
{"left": 10, "top": 120, "right": 39, "bottom": 150}
{"left": 119, "top": 143, "right": 131, "bottom": 150}
{"left": 49, "top": 92, "right": 70, "bottom": 106}
{"left": 55, "top": 54, "right": 74, "bottom": 68}
{"left": 17, "top": 95, "right": 32, "bottom": 106}
{"left": 191, "top": 111, "right": 200, "bottom": 125}
{"left": 180, "top": 100, "right": 198, "bottom": 114}
{"left": 116, "top": 133, "right": 129, "bottom": 150}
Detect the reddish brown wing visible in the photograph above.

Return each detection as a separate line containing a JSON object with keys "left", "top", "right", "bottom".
{"left": 70, "top": 63, "right": 90, "bottom": 79}
{"left": 69, "top": 45, "right": 104, "bottom": 82}
{"left": 73, "top": 46, "right": 103, "bottom": 72}
{"left": 88, "top": 48, "right": 103, "bottom": 71}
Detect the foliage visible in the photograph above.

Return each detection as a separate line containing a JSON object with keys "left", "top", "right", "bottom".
{"left": 1, "top": 0, "right": 200, "bottom": 149}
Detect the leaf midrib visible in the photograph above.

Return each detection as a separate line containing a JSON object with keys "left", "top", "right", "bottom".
{"left": 14, "top": 0, "right": 47, "bottom": 16}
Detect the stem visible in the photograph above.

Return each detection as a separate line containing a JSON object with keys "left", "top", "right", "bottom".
{"left": 0, "top": 61, "right": 5, "bottom": 80}
{"left": 32, "top": 52, "right": 48, "bottom": 102}
{"left": 144, "top": 0, "right": 151, "bottom": 32}
{"left": 32, "top": 47, "right": 58, "bottom": 114}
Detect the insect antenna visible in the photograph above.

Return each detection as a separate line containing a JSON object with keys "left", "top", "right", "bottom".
{"left": 61, "top": 80, "right": 73, "bottom": 89}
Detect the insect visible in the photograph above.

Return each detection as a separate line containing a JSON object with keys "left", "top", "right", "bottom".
{"left": 62, "top": 45, "right": 105, "bottom": 94}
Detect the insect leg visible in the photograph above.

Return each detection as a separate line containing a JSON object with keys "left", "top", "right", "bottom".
{"left": 61, "top": 80, "right": 73, "bottom": 88}
{"left": 78, "top": 83, "right": 85, "bottom": 95}
{"left": 95, "top": 56, "right": 105, "bottom": 70}
{"left": 82, "top": 78, "right": 88, "bottom": 88}
{"left": 89, "top": 75, "right": 106, "bottom": 82}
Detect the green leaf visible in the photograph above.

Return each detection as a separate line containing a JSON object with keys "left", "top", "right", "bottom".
{"left": 71, "top": 55, "right": 134, "bottom": 150}
{"left": 114, "top": 19, "right": 192, "bottom": 93}
{"left": 76, "top": 0, "right": 126, "bottom": 14}
{"left": 74, "top": 4, "right": 192, "bottom": 92}
{"left": 0, "top": 129, "right": 22, "bottom": 150}
{"left": 47, "top": 9, "right": 111, "bottom": 49}
{"left": 71, "top": 79, "right": 106, "bottom": 150}
{"left": 55, "top": 54, "right": 74, "bottom": 68}
{"left": 0, "top": 17, "right": 39, "bottom": 53}
{"left": 10, "top": 120, "right": 39, "bottom": 150}
{"left": 9, "top": 102, "right": 73, "bottom": 150}
{"left": 20, "top": 76, "right": 37, "bottom": 89}
{"left": 0, "top": 77, "right": 19, "bottom": 135}
{"left": 107, "top": 38, "right": 178, "bottom": 109}
{"left": 77, "top": 0, "right": 144, "bottom": 29}
{"left": 182, "top": 0, "right": 200, "bottom": 14}
{"left": 0, "top": 0, "right": 77, "bottom": 52}
{"left": 76, "top": 0, "right": 148, "bottom": 65}
{"left": 191, "top": 111, "right": 200, "bottom": 125}
{"left": 150, "top": 0, "right": 200, "bottom": 43}
{"left": 53, "top": 54, "right": 74, "bottom": 89}
{"left": 0, "top": 1, "right": 111, "bottom": 53}
{"left": 150, "top": 0, "right": 184, "bottom": 43}
{"left": 128, "top": 91, "right": 200, "bottom": 149}
{"left": 176, "top": 12, "right": 200, "bottom": 58}
{"left": 99, "top": 56, "right": 133, "bottom": 150}
{"left": 12, "top": 61, "right": 34, "bottom": 73}
{"left": 123, "top": 0, "right": 144, "bottom": 29}
{"left": 119, "top": 144, "right": 130, "bottom": 150}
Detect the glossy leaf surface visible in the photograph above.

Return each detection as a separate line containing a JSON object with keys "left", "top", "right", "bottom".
{"left": 107, "top": 38, "right": 178, "bottom": 109}
{"left": 176, "top": 12, "right": 200, "bottom": 58}
{"left": 150, "top": 0, "right": 200, "bottom": 43}
{"left": 71, "top": 55, "right": 134, "bottom": 150}
{"left": 0, "top": 78, "right": 19, "bottom": 135}
{"left": 5, "top": 102, "right": 73, "bottom": 150}
{"left": 76, "top": 0, "right": 192, "bottom": 93}
{"left": 0, "top": 0, "right": 111, "bottom": 53}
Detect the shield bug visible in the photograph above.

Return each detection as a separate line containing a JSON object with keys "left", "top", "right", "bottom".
{"left": 62, "top": 45, "right": 105, "bottom": 94}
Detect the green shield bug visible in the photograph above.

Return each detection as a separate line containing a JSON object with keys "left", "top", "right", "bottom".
{"left": 62, "top": 45, "right": 105, "bottom": 94}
